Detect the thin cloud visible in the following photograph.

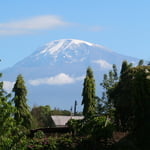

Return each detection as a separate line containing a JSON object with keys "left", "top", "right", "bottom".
{"left": 29, "top": 73, "right": 84, "bottom": 86}
{"left": 3, "top": 81, "right": 15, "bottom": 93}
{"left": 0, "top": 30, "right": 31, "bottom": 35}
{"left": 0, "top": 15, "right": 69, "bottom": 35}
{"left": 93, "top": 59, "right": 112, "bottom": 69}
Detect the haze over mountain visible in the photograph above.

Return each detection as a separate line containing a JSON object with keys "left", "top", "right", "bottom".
{"left": 2, "top": 39, "right": 140, "bottom": 110}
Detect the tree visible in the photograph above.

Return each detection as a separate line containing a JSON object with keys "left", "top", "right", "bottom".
{"left": 0, "top": 61, "right": 28, "bottom": 149}
{"left": 110, "top": 65, "right": 150, "bottom": 136}
{"left": 0, "top": 72, "right": 15, "bottom": 148}
{"left": 102, "top": 61, "right": 150, "bottom": 149}
{"left": 67, "top": 116, "right": 113, "bottom": 143}
{"left": 0, "top": 73, "right": 28, "bottom": 149}
{"left": 50, "top": 108, "right": 71, "bottom": 116}
{"left": 12, "top": 74, "right": 32, "bottom": 129}
{"left": 31, "top": 105, "right": 52, "bottom": 128}
{"left": 114, "top": 65, "right": 150, "bottom": 149}
{"left": 120, "top": 60, "right": 132, "bottom": 77}
{"left": 98, "top": 61, "right": 134, "bottom": 128}
{"left": 138, "top": 59, "right": 144, "bottom": 66}
{"left": 99, "top": 64, "right": 118, "bottom": 117}
{"left": 82, "top": 67, "right": 96, "bottom": 118}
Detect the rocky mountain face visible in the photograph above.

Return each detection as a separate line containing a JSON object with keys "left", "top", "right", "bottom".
{"left": 2, "top": 39, "right": 140, "bottom": 110}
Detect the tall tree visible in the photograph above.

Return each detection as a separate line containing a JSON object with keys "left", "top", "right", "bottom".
{"left": 12, "top": 74, "right": 32, "bottom": 129}
{"left": 0, "top": 71, "right": 26, "bottom": 149}
{"left": 0, "top": 62, "right": 28, "bottom": 149}
{"left": 100, "top": 61, "right": 134, "bottom": 129}
{"left": 82, "top": 67, "right": 96, "bottom": 118}
{"left": 99, "top": 64, "right": 118, "bottom": 117}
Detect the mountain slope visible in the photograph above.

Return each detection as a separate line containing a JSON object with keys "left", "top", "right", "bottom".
{"left": 2, "top": 39, "right": 140, "bottom": 110}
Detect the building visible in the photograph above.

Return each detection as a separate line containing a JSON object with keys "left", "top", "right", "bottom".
{"left": 51, "top": 115, "right": 84, "bottom": 127}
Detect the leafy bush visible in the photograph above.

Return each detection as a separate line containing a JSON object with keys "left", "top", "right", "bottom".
{"left": 34, "top": 130, "right": 45, "bottom": 139}
{"left": 67, "top": 119, "right": 83, "bottom": 135}
{"left": 57, "top": 136, "right": 74, "bottom": 150}
{"left": 67, "top": 116, "right": 114, "bottom": 140}
{"left": 90, "top": 116, "right": 114, "bottom": 140}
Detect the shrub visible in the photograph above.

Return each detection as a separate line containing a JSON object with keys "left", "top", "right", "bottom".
{"left": 57, "top": 136, "right": 74, "bottom": 150}
{"left": 67, "top": 116, "right": 114, "bottom": 141}
{"left": 34, "top": 130, "right": 45, "bottom": 139}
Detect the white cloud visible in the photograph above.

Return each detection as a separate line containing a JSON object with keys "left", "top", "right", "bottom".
{"left": 75, "top": 76, "right": 85, "bottom": 81}
{"left": 0, "top": 15, "right": 69, "bottom": 35}
{"left": 93, "top": 60, "right": 112, "bottom": 69}
{"left": 3, "top": 81, "right": 15, "bottom": 93}
{"left": 29, "top": 73, "right": 84, "bottom": 86}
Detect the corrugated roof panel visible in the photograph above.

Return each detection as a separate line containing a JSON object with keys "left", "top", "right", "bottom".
{"left": 51, "top": 116, "right": 84, "bottom": 126}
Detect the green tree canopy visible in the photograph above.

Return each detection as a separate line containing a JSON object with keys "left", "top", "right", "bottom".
{"left": 99, "top": 64, "right": 118, "bottom": 117}
{"left": 12, "top": 74, "right": 32, "bottom": 129}
{"left": 110, "top": 65, "right": 150, "bottom": 131}
{"left": 101, "top": 61, "right": 150, "bottom": 149}
{"left": 31, "top": 105, "right": 52, "bottom": 128}
{"left": 50, "top": 108, "right": 71, "bottom": 116}
{"left": 0, "top": 73, "right": 16, "bottom": 148}
{"left": 138, "top": 59, "right": 144, "bottom": 66}
{"left": 120, "top": 60, "right": 132, "bottom": 77}
{"left": 0, "top": 72, "right": 28, "bottom": 149}
{"left": 109, "top": 65, "right": 150, "bottom": 149}
{"left": 82, "top": 67, "right": 96, "bottom": 118}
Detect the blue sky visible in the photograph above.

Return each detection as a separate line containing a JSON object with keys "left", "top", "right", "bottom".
{"left": 0, "top": 0, "right": 150, "bottom": 70}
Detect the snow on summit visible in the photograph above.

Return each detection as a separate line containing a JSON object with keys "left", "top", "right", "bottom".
{"left": 39, "top": 39, "right": 94, "bottom": 55}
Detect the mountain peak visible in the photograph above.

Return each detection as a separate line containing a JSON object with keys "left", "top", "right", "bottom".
{"left": 14, "top": 39, "right": 110, "bottom": 68}
{"left": 24, "top": 39, "right": 114, "bottom": 65}
{"left": 39, "top": 39, "right": 94, "bottom": 55}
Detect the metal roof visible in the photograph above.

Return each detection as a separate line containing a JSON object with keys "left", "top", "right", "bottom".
{"left": 51, "top": 115, "right": 84, "bottom": 126}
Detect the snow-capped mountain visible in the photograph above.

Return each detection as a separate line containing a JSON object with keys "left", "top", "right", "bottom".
{"left": 2, "top": 39, "right": 140, "bottom": 110}
{"left": 13, "top": 39, "right": 110, "bottom": 69}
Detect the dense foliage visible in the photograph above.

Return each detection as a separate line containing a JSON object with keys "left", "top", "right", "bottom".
{"left": 110, "top": 65, "right": 150, "bottom": 149}
{"left": 31, "top": 105, "right": 52, "bottom": 128}
{"left": 50, "top": 108, "right": 72, "bottom": 116}
{"left": 1, "top": 59, "right": 150, "bottom": 150}
{"left": 12, "top": 74, "right": 32, "bottom": 129}
{"left": 82, "top": 67, "right": 96, "bottom": 118}
{"left": 99, "top": 64, "right": 118, "bottom": 118}
{"left": 0, "top": 73, "right": 29, "bottom": 149}
{"left": 67, "top": 116, "right": 113, "bottom": 140}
